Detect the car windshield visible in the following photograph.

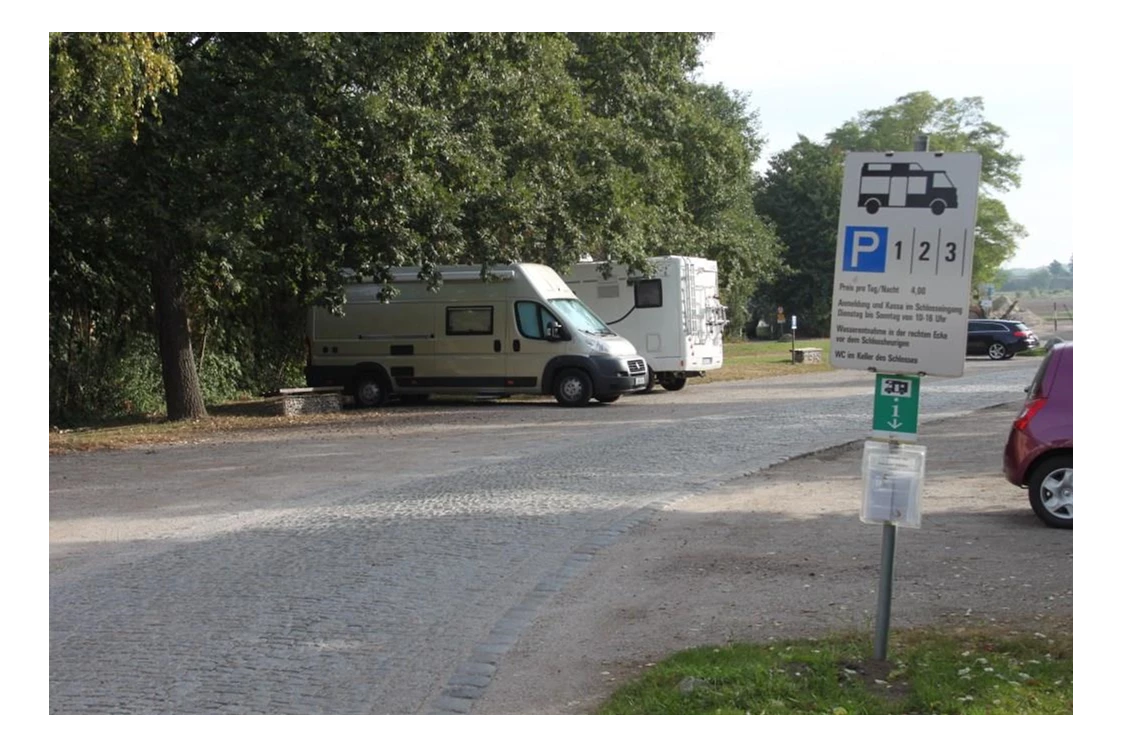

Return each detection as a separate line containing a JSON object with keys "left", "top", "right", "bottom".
{"left": 550, "top": 298, "right": 613, "bottom": 336}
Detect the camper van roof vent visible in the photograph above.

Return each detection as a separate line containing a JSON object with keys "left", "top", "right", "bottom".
{"left": 388, "top": 269, "right": 516, "bottom": 282}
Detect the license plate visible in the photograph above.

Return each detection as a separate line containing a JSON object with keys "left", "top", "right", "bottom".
{"left": 635, "top": 376, "right": 646, "bottom": 387}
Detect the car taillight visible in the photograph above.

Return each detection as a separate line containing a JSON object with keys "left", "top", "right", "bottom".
{"left": 1013, "top": 330, "right": 1027, "bottom": 338}
{"left": 1013, "top": 397, "right": 1047, "bottom": 431}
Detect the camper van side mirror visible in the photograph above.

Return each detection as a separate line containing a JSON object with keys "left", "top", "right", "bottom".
{"left": 546, "top": 321, "right": 567, "bottom": 341}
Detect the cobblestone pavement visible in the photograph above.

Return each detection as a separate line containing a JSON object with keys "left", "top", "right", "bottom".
{"left": 49, "top": 359, "right": 1042, "bottom": 713}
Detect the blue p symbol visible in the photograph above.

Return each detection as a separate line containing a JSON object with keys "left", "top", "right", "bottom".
{"left": 844, "top": 226, "right": 888, "bottom": 272}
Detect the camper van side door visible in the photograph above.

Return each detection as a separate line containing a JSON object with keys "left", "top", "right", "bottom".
{"left": 429, "top": 303, "right": 509, "bottom": 388}
{"left": 508, "top": 301, "right": 566, "bottom": 390}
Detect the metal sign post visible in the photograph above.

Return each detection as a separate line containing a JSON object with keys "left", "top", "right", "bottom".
{"left": 831, "top": 142, "right": 981, "bottom": 661}
{"left": 861, "top": 440, "right": 926, "bottom": 658}
{"left": 874, "top": 522, "right": 896, "bottom": 660}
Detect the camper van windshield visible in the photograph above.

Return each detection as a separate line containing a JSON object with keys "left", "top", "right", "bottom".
{"left": 551, "top": 298, "right": 613, "bottom": 336}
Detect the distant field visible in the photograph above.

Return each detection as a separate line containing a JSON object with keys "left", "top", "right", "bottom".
{"left": 1017, "top": 294, "right": 1072, "bottom": 319}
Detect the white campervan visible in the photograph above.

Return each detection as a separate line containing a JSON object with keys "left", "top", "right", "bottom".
{"left": 305, "top": 263, "right": 648, "bottom": 407}
{"left": 564, "top": 256, "right": 726, "bottom": 391}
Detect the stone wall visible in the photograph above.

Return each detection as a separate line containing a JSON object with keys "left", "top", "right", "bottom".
{"left": 279, "top": 392, "right": 342, "bottom": 416}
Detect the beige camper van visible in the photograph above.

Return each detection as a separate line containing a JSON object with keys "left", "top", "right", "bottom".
{"left": 305, "top": 263, "right": 648, "bottom": 407}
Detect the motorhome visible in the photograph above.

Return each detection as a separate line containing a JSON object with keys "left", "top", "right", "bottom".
{"left": 305, "top": 263, "right": 648, "bottom": 407}
{"left": 563, "top": 256, "right": 725, "bottom": 391}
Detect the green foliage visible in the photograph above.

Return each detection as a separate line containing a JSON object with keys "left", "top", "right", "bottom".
{"left": 50, "top": 327, "right": 165, "bottom": 425}
{"left": 973, "top": 195, "right": 1028, "bottom": 287}
{"left": 827, "top": 92, "right": 1025, "bottom": 286}
{"left": 754, "top": 92, "right": 1027, "bottom": 335}
{"left": 753, "top": 137, "right": 845, "bottom": 336}
{"left": 1000, "top": 263, "right": 1072, "bottom": 293}
{"left": 50, "top": 32, "right": 782, "bottom": 423}
{"left": 1048, "top": 260, "right": 1072, "bottom": 280}
{"left": 49, "top": 33, "right": 182, "bottom": 417}
{"left": 827, "top": 92, "right": 1023, "bottom": 193}
{"left": 50, "top": 32, "right": 179, "bottom": 144}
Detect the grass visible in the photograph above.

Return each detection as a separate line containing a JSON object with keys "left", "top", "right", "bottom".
{"left": 703, "top": 337, "right": 832, "bottom": 383}
{"left": 598, "top": 625, "right": 1072, "bottom": 715}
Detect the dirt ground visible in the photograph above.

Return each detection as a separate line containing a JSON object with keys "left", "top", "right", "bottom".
{"left": 476, "top": 401, "right": 1074, "bottom": 714}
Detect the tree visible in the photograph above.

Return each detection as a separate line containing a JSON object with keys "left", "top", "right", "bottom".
{"left": 50, "top": 33, "right": 182, "bottom": 421}
{"left": 1027, "top": 267, "right": 1053, "bottom": 291}
{"left": 827, "top": 92, "right": 1026, "bottom": 285}
{"left": 50, "top": 32, "right": 179, "bottom": 144}
{"left": 754, "top": 137, "right": 845, "bottom": 336}
{"left": 755, "top": 92, "right": 1027, "bottom": 334}
{"left": 50, "top": 32, "right": 782, "bottom": 422}
{"left": 1048, "top": 260, "right": 1068, "bottom": 277}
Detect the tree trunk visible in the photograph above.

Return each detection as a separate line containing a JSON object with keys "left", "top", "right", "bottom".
{"left": 152, "top": 259, "right": 208, "bottom": 421}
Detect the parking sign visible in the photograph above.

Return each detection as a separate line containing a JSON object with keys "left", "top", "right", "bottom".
{"left": 829, "top": 152, "right": 982, "bottom": 377}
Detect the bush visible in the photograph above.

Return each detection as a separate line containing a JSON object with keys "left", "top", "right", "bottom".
{"left": 50, "top": 330, "right": 166, "bottom": 426}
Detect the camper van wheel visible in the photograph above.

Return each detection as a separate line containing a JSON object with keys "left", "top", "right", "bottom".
{"left": 660, "top": 374, "right": 687, "bottom": 392}
{"left": 554, "top": 370, "right": 592, "bottom": 407}
{"left": 354, "top": 373, "right": 390, "bottom": 407}
{"left": 930, "top": 199, "right": 946, "bottom": 215}
{"left": 864, "top": 199, "right": 881, "bottom": 215}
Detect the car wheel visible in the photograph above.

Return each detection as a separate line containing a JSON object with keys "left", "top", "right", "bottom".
{"left": 594, "top": 394, "right": 621, "bottom": 404}
{"left": 354, "top": 372, "right": 390, "bottom": 407}
{"left": 660, "top": 374, "right": 687, "bottom": 392}
{"left": 554, "top": 369, "right": 592, "bottom": 407}
{"left": 987, "top": 342, "right": 1008, "bottom": 360}
{"left": 1028, "top": 455, "right": 1072, "bottom": 529}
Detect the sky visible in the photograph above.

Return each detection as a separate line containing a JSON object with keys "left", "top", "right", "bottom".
{"left": 694, "top": 25, "right": 1073, "bottom": 271}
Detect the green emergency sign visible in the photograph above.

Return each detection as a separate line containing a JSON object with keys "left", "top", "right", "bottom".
{"left": 872, "top": 374, "right": 920, "bottom": 442}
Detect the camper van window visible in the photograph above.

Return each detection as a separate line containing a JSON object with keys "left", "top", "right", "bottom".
{"left": 515, "top": 301, "right": 561, "bottom": 340}
{"left": 634, "top": 279, "right": 663, "bottom": 309}
{"left": 446, "top": 306, "right": 493, "bottom": 335}
{"left": 552, "top": 298, "right": 612, "bottom": 335}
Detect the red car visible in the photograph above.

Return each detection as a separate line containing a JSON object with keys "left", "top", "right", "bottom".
{"left": 1003, "top": 341, "right": 1073, "bottom": 528}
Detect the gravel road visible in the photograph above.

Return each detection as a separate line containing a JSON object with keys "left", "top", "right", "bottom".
{"left": 475, "top": 400, "right": 1073, "bottom": 714}
{"left": 49, "top": 357, "right": 1067, "bottom": 714}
